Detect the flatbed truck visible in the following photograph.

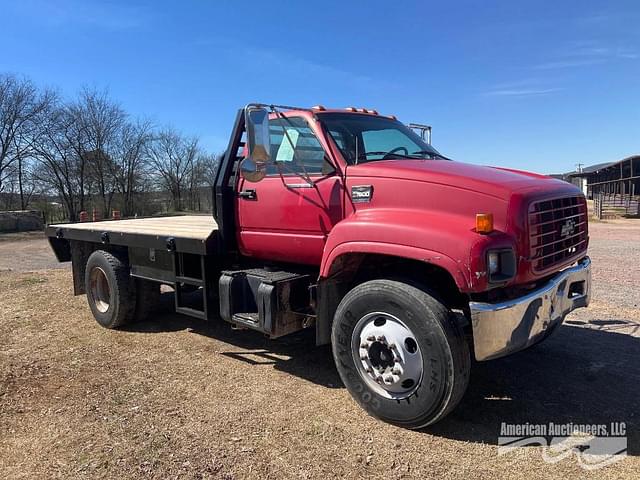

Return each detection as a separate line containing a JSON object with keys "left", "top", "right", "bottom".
{"left": 47, "top": 104, "right": 591, "bottom": 428}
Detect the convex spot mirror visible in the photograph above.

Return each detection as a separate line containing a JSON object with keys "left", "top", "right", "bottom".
{"left": 239, "top": 157, "right": 267, "bottom": 183}
{"left": 242, "top": 106, "right": 272, "bottom": 183}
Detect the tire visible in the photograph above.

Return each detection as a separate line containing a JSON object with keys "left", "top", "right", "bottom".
{"left": 85, "top": 250, "right": 136, "bottom": 329}
{"left": 331, "top": 279, "right": 470, "bottom": 429}
{"left": 133, "top": 278, "right": 161, "bottom": 322}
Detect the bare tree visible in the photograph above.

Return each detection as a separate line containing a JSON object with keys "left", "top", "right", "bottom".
{"left": 2, "top": 72, "right": 220, "bottom": 219}
{"left": 0, "top": 74, "right": 54, "bottom": 208}
{"left": 31, "top": 102, "right": 87, "bottom": 221}
{"left": 186, "top": 152, "right": 219, "bottom": 210}
{"left": 111, "top": 120, "right": 153, "bottom": 216}
{"left": 199, "top": 152, "right": 220, "bottom": 186}
{"left": 148, "top": 128, "right": 199, "bottom": 211}
{"left": 71, "top": 89, "right": 126, "bottom": 217}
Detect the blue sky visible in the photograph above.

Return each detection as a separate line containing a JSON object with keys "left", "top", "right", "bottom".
{"left": 2, "top": 0, "right": 639, "bottom": 173}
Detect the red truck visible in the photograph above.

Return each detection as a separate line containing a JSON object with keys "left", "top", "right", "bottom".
{"left": 46, "top": 104, "right": 591, "bottom": 428}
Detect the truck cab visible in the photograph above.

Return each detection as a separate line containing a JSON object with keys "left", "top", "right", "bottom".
{"left": 48, "top": 103, "right": 591, "bottom": 429}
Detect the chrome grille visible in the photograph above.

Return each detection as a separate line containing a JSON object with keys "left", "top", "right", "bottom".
{"left": 528, "top": 195, "right": 588, "bottom": 272}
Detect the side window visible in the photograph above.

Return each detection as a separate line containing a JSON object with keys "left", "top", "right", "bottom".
{"left": 267, "top": 117, "right": 333, "bottom": 175}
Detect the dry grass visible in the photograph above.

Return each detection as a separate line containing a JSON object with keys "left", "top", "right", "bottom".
{"left": 1, "top": 222, "right": 639, "bottom": 479}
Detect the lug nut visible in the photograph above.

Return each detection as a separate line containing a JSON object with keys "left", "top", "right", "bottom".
{"left": 392, "top": 367, "right": 402, "bottom": 375}
{"left": 360, "top": 353, "right": 368, "bottom": 360}
{"left": 376, "top": 376, "right": 384, "bottom": 383}
{"left": 389, "top": 343, "right": 397, "bottom": 350}
{"left": 376, "top": 335, "right": 386, "bottom": 342}
{"left": 365, "top": 367, "right": 373, "bottom": 373}
{"left": 384, "top": 376, "right": 394, "bottom": 385}
{"left": 366, "top": 335, "right": 376, "bottom": 341}
{"left": 360, "top": 342, "right": 369, "bottom": 349}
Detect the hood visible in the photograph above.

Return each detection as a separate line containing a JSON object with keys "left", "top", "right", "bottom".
{"left": 347, "top": 159, "right": 577, "bottom": 200}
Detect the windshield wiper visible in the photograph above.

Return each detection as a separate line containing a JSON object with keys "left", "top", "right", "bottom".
{"left": 356, "top": 151, "right": 413, "bottom": 162}
{"left": 411, "top": 150, "right": 451, "bottom": 160}
{"left": 355, "top": 150, "right": 449, "bottom": 163}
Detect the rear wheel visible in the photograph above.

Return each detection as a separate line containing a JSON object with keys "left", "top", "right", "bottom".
{"left": 85, "top": 250, "right": 135, "bottom": 329}
{"left": 331, "top": 279, "right": 470, "bottom": 429}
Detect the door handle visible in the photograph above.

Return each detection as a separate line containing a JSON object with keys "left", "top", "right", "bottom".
{"left": 238, "top": 189, "right": 257, "bottom": 200}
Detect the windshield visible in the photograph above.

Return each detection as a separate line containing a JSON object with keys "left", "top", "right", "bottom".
{"left": 319, "top": 113, "right": 447, "bottom": 164}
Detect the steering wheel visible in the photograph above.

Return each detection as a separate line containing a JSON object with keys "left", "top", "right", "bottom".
{"left": 382, "top": 146, "right": 409, "bottom": 160}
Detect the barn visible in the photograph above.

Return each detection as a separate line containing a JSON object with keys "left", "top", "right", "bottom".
{"left": 567, "top": 156, "right": 640, "bottom": 218}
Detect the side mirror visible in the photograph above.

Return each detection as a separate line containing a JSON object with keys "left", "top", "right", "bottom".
{"left": 245, "top": 106, "right": 271, "bottom": 163}
{"left": 242, "top": 106, "right": 271, "bottom": 183}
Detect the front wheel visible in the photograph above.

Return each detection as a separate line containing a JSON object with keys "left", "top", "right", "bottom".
{"left": 331, "top": 279, "right": 470, "bottom": 429}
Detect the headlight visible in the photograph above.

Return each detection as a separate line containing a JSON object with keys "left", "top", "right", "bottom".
{"left": 487, "top": 248, "right": 516, "bottom": 284}
{"left": 488, "top": 251, "right": 500, "bottom": 275}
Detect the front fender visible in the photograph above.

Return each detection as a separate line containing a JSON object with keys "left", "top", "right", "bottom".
{"left": 321, "top": 208, "right": 490, "bottom": 291}
{"left": 321, "top": 208, "right": 516, "bottom": 292}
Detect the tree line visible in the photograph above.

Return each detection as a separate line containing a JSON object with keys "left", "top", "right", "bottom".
{"left": 0, "top": 73, "right": 219, "bottom": 222}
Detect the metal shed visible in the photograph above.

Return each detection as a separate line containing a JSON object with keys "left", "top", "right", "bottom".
{"left": 568, "top": 156, "right": 640, "bottom": 218}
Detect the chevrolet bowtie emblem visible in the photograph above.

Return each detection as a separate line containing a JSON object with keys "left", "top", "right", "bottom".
{"left": 560, "top": 218, "right": 576, "bottom": 237}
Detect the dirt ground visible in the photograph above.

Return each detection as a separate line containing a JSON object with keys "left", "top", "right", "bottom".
{"left": 0, "top": 222, "right": 638, "bottom": 479}
{"left": 0, "top": 232, "right": 70, "bottom": 273}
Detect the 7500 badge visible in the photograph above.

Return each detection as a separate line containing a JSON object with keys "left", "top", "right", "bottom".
{"left": 351, "top": 185, "right": 373, "bottom": 203}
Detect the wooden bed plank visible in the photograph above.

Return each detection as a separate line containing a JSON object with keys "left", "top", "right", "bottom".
{"left": 51, "top": 215, "right": 218, "bottom": 241}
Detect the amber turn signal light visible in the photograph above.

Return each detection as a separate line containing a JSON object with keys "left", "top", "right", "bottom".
{"left": 476, "top": 213, "right": 494, "bottom": 234}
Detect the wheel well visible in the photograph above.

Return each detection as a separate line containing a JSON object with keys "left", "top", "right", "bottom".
{"left": 316, "top": 253, "right": 469, "bottom": 345}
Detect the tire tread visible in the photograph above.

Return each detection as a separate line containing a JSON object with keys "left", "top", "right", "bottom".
{"left": 331, "top": 279, "right": 470, "bottom": 429}
{"left": 85, "top": 250, "right": 136, "bottom": 329}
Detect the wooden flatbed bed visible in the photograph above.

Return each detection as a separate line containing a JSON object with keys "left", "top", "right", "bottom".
{"left": 46, "top": 215, "right": 219, "bottom": 255}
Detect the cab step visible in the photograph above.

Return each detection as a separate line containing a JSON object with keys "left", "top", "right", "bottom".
{"left": 231, "top": 312, "right": 260, "bottom": 327}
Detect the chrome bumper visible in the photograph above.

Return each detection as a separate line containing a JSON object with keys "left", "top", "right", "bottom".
{"left": 470, "top": 256, "right": 591, "bottom": 361}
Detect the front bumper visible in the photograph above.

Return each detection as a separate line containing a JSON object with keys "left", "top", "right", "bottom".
{"left": 470, "top": 256, "right": 591, "bottom": 361}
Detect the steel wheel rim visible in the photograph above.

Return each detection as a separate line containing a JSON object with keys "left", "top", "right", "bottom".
{"left": 89, "top": 266, "right": 111, "bottom": 313}
{"left": 351, "top": 311, "right": 424, "bottom": 400}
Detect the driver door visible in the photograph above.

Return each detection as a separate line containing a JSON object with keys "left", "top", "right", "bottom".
{"left": 236, "top": 116, "right": 344, "bottom": 265}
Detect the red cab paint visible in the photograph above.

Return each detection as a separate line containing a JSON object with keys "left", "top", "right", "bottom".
{"left": 236, "top": 109, "right": 587, "bottom": 293}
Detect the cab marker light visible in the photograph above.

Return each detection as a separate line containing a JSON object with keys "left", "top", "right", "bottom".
{"left": 476, "top": 213, "right": 494, "bottom": 234}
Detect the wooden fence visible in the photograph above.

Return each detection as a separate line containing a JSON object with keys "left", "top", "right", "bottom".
{"left": 594, "top": 193, "right": 640, "bottom": 219}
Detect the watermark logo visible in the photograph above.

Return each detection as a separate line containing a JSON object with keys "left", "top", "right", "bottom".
{"left": 498, "top": 422, "right": 627, "bottom": 470}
